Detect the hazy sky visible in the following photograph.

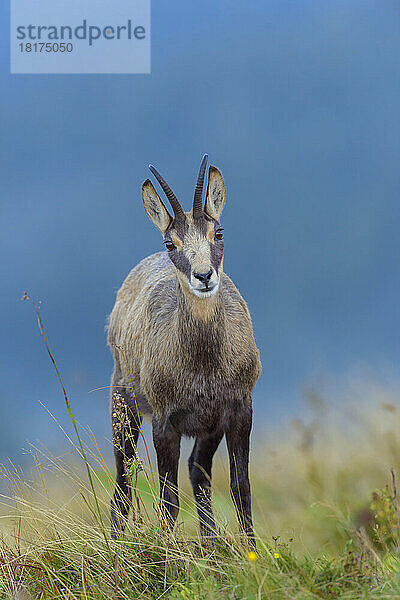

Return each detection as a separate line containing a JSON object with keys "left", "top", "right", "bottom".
{"left": 1, "top": 0, "right": 400, "bottom": 461}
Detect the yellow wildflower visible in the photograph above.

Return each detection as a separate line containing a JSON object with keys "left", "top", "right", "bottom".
{"left": 247, "top": 551, "right": 257, "bottom": 562}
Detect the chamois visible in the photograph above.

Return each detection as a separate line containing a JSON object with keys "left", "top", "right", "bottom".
{"left": 107, "top": 155, "right": 261, "bottom": 545}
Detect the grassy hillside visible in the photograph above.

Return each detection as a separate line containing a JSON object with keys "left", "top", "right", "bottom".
{"left": 5, "top": 300, "right": 400, "bottom": 598}
{"left": 2, "top": 389, "right": 400, "bottom": 599}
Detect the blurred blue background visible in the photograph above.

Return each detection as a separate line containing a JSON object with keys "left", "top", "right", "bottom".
{"left": 1, "top": 0, "right": 400, "bottom": 462}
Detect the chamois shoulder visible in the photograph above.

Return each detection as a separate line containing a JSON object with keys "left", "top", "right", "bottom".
{"left": 107, "top": 251, "right": 175, "bottom": 348}
{"left": 115, "top": 251, "right": 173, "bottom": 305}
{"left": 220, "top": 273, "right": 253, "bottom": 320}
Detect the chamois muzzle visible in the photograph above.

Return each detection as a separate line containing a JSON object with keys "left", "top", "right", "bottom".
{"left": 193, "top": 270, "right": 213, "bottom": 286}
{"left": 190, "top": 266, "right": 219, "bottom": 297}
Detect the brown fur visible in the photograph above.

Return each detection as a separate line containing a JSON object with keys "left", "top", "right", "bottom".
{"left": 108, "top": 250, "right": 260, "bottom": 429}
{"left": 107, "top": 158, "right": 261, "bottom": 545}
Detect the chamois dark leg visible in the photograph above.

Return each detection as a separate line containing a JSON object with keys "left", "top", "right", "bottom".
{"left": 188, "top": 431, "right": 223, "bottom": 540}
{"left": 111, "top": 386, "right": 142, "bottom": 539}
{"left": 152, "top": 417, "right": 181, "bottom": 529}
{"left": 225, "top": 404, "right": 255, "bottom": 548}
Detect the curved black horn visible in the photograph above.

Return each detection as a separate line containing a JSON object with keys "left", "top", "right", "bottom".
{"left": 192, "top": 154, "right": 208, "bottom": 219}
{"left": 149, "top": 164, "right": 186, "bottom": 221}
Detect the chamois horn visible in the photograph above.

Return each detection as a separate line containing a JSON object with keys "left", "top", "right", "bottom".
{"left": 192, "top": 154, "right": 208, "bottom": 219}
{"left": 149, "top": 164, "right": 186, "bottom": 221}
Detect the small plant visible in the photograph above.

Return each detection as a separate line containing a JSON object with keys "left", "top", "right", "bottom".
{"left": 370, "top": 486, "right": 398, "bottom": 549}
{"left": 370, "top": 471, "right": 400, "bottom": 553}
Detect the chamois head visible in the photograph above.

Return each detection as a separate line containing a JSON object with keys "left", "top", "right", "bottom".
{"left": 142, "top": 155, "right": 226, "bottom": 298}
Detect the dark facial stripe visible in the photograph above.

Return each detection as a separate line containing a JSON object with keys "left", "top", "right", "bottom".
{"left": 172, "top": 249, "right": 192, "bottom": 279}
{"left": 210, "top": 240, "right": 224, "bottom": 272}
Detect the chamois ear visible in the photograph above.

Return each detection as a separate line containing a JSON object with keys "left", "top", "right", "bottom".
{"left": 142, "top": 179, "right": 172, "bottom": 234}
{"left": 204, "top": 166, "right": 225, "bottom": 221}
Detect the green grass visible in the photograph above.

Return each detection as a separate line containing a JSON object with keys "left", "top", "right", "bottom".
{"left": 5, "top": 298, "right": 400, "bottom": 598}
{"left": 3, "top": 394, "right": 400, "bottom": 599}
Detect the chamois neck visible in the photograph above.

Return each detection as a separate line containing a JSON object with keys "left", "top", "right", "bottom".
{"left": 176, "top": 280, "right": 221, "bottom": 322}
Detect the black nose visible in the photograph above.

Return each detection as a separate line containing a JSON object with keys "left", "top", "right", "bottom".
{"left": 193, "top": 269, "right": 213, "bottom": 284}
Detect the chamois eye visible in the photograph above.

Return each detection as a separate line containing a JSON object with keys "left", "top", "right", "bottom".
{"left": 165, "top": 240, "right": 175, "bottom": 251}
{"left": 215, "top": 229, "right": 224, "bottom": 241}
